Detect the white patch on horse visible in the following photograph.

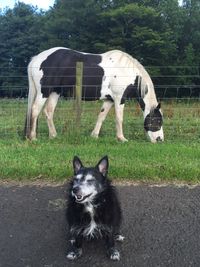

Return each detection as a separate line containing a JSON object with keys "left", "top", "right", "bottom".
{"left": 99, "top": 50, "right": 136, "bottom": 100}
{"left": 147, "top": 126, "right": 164, "bottom": 143}
{"left": 97, "top": 50, "right": 141, "bottom": 141}
{"left": 26, "top": 47, "right": 164, "bottom": 143}
{"left": 91, "top": 101, "right": 113, "bottom": 138}
{"left": 43, "top": 92, "right": 60, "bottom": 138}
{"left": 27, "top": 47, "right": 67, "bottom": 140}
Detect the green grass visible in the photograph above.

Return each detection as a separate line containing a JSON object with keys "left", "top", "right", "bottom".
{"left": 0, "top": 98, "right": 199, "bottom": 183}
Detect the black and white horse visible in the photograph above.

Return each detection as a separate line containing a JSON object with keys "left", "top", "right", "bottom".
{"left": 25, "top": 47, "right": 164, "bottom": 143}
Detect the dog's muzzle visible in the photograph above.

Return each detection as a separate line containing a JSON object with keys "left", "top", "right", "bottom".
{"left": 73, "top": 193, "right": 93, "bottom": 203}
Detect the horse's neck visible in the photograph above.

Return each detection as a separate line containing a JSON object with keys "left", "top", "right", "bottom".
{"left": 142, "top": 86, "right": 158, "bottom": 117}
{"left": 135, "top": 62, "right": 158, "bottom": 116}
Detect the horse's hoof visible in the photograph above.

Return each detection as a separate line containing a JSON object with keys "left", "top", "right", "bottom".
{"left": 49, "top": 134, "right": 57, "bottom": 139}
{"left": 30, "top": 137, "right": 37, "bottom": 141}
{"left": 91, "top": 132, "right": 99, "bottom": 139}
{"left": 117, "top": 136, "right": 128, "bottom": 142}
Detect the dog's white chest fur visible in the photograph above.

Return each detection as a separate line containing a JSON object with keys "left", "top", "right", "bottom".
{"left": 83, "top": 203, "right": 98, "bottom": 237}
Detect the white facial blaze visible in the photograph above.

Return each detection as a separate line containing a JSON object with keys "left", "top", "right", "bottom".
{"left": 147, "top": 126, "right": 164, "bottom": 143}
{"left": 76, "top": 174, "right": 83, "bottom": 180}
{"left": 85, "top": 174, "right": 94, "bottom": 181}
{"left": 72, "top": 173, "right": 98, "bottom": 203}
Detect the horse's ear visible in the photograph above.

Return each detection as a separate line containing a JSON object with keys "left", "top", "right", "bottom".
{"left": 73, "top": 156, "right": 83, "bottom": 175}
{"left": 96, "top": 156, "right": 109, "bottom": 177}
{"left": 156, "top": 103, "right": 161, "bottom": 110}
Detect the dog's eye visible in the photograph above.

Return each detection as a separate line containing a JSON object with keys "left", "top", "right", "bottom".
{"left": 87, "top": 179, "right": 94, "bottom": 183}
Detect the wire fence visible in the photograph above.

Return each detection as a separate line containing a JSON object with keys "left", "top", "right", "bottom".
{"left": 0, "top": 66, "right": 199, "bottom": 141}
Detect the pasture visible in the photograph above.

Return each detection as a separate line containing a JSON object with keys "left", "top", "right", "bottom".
{"left": 0, "top": 98, "right": 199, "bottom": 183}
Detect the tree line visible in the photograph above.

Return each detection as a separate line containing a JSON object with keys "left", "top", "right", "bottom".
{"left": 0, "top": 0, "right": 199, "bottom": 98}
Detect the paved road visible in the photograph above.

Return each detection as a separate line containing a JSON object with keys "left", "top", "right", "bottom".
{"left": 0, "top": 183, "right": 200, "bottom": 267}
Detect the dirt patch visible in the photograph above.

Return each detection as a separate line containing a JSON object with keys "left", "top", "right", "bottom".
{"left": 0, "top": 178, "right": 200, "bottom": 189}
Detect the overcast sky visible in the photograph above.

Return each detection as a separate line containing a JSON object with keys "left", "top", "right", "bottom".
{"left": 0, "top": 0, "right": 55, "bottom": 10}
{"left": 0, "top": 0, "right": 183, "bottom": 11}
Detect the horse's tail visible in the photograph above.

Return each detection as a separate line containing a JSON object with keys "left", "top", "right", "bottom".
{"left": 24, "top": 60, "right": 37, "bottom": 139}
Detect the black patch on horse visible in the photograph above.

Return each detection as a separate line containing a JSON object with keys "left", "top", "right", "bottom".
{"left": 144, "top": 86, "right": 148, "bottom": 95}
{"left": 105, "top": 94, "right": 114, "bottom": 102}
{"left": 40, "top": 49, "right": 104, "bottom": 100}
{"left": 120, "top": 76, "right": 145, "bottom": 110}
{"left": 144, "top": 105, "right": 163, "bottom": 132}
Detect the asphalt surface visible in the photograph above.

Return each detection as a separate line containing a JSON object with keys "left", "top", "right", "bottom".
{"left": 0, "top": 183, "right": 200, "bottom": 267}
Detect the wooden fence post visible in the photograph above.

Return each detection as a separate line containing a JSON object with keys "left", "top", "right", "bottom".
{"left": 75, "top": 62, "right": 83, "bottom": 127}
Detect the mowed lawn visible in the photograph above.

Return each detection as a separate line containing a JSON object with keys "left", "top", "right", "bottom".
{"left": 0, "top": 98, "right": 199, "bottom": 183}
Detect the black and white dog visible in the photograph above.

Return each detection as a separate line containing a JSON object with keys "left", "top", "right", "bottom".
{"left": 66, "top": 156, "right": 124, "bottom": 261}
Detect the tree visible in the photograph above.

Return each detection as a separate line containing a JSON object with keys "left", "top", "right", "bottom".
{"left": 43, "top": 0, "right": 105, "bottom": 52}
{"left": 0, "top": 0, "right": 199, "bottom": 97}
{"left": 0, "top": 2, "right": 46, "bottom": 96}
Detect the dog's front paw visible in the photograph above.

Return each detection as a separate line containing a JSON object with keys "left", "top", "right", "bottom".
{"left": 110, "top": 249, "right": 120, "bottom": 261}
{"left": 66, "top": 251, "right": 77, "bottom": 260}
{"left": 66, "top": 249, "right": 82, "bottom": 260}
{"left": 115, "top": 234, "right": 125, "bottom": 242}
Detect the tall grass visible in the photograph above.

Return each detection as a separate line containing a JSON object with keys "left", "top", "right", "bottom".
{"left": 0, "top": 98, "right": 199, "bottom": 183}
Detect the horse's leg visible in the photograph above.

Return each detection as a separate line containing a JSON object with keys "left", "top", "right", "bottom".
{"left": 114, "top": 100, "right": 128, "bottom": 142}
{"left": 43, "top": 92, "right": 60, "bottom": 138}
{"left": 91, "top": 100, "right": 113, "bottom": 138}
{"left": 30, "top": 94, "right": 47, "bottom": 140}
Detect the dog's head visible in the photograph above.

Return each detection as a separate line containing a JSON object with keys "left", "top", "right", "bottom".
{"left": 71, "top": 156, "right": 109, "bottom": 204}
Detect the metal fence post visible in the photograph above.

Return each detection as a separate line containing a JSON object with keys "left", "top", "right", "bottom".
{"left": 75, "top": 62, "right": 83, "bottom": 127}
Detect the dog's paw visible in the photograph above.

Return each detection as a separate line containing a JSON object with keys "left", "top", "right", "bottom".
{"left": 115, "top": 234, "right": 125, "bottom": 242}
{"left": 66, "top": 251, "right": 77, "bottom": 260}
{"left": 66, "top": 249, "right": 82, "bottom": 260}
{"left": 110, "top": 250, "right": 120, "bottom": 261}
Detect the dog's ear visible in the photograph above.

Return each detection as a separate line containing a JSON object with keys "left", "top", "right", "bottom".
{"left": 96, "top": 156, "right": 109, "bottom": 177}
{"left": 73, "top": 156, "right": 83, "bottom": 175}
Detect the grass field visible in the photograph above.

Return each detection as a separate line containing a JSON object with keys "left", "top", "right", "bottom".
{"left": 0, "top": 98, "right": 199, "bottom": 183}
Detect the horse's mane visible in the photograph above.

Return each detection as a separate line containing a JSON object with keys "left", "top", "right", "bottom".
{"left": 128, "top": 54, "right": 158, "bottom": 108}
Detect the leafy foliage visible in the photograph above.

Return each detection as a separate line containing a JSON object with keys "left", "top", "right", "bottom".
{"left": 0, "top": 0, "right": 200, "bottom": 97}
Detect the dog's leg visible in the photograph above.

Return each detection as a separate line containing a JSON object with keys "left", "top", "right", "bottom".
{"left": 66, "top": 235, "right": 83, "bottom": 260}
{"left": 105, "top": 234, "right": 120, "bottom": 261}
{"left": 115, "top": 233, "right": 125, "bottom": 242}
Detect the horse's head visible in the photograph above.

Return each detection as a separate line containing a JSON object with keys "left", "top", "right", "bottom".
{"left": 144, "top": 103, "right": 164, "bottom": 143}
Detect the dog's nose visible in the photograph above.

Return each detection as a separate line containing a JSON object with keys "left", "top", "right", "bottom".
{"left": 156, "top": 136, "right": 162, "bottom": 142}
{"left": 72, "top": 187, "right": 79, "bottom": 194}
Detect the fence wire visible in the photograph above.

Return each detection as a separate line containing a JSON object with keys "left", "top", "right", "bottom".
{"left": 0, "top": 68, "right": 199, "bottom": 141}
